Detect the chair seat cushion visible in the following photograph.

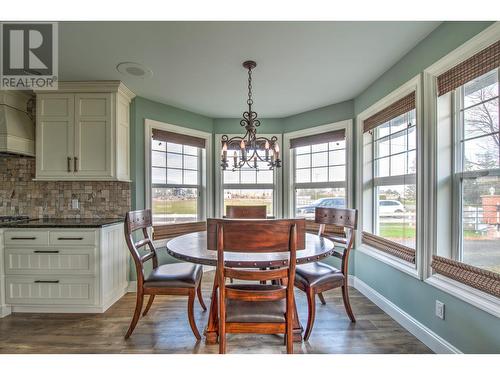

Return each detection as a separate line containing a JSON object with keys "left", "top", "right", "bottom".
{"left": 225, "top": 284, "right": 286, "bottom": 323}
{"left": 144, "top": 263, "right": 202, "bottom": 288}
{"left": 295, "top": 262, "right": 344, "bottom": 289}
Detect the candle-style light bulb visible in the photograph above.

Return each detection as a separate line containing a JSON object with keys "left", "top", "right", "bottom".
{"left": 274, "top": 143, "right": 280, "bottom": 160}
{"left": 233, "top": 151, "right": 238, "bottom": 168}
{"left": 240, "top": 140, "right": 246, "bottom": 161}
{"left": 221, "top": 142, "right": 228, "bottom": 161}
{"left": 265, "top": 140, "right": 270, "bottom": 161}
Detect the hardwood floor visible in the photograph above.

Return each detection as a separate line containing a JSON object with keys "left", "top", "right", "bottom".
{"left": 0, "top": 271, "right": 432, "bottom": 354}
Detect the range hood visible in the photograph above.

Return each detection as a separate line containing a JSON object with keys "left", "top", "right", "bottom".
{"left": 0, "top": 91, "right": 35, "bottom": 156}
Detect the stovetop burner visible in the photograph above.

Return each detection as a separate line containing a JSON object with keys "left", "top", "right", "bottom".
{"left": 0, "top": 216, "right": 30, "bottom": 223}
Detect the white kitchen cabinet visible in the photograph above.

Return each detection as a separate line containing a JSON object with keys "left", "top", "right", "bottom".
{"left": 35, "top": 81, "right": 135, "bottom": 181}
{"left": 0, "top": 224, "right": 129, "bottom": 314}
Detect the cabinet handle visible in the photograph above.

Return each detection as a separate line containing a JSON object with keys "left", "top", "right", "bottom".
{"left": 74, "top": 157, "right": 78, "bottom": 172}
{"left": 57, "top": 237, "right": 83, "bottom": 240}
{"left": 34, "top": 250, "right": 60, "bottom": 254}
{"left": 11, "top": 237, "right": 36, "bottom": 240}
{"left": 67, "top": 157, "right": 72, "bottom": 172}
{"left": 34, "top": 280, "right": 60, "bottom": 284}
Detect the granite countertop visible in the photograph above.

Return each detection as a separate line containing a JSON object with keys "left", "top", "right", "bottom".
{"left": 0, "top": 218, "right": 124, "bottom": 228}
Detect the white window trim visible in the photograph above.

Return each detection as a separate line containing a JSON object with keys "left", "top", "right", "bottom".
{"left": 214, "top": 133, "right": 283, "bottom": 218}
{"left": 423, "top": 22, "right": 500, "bottom": 316}
{"left": 356, "top": 75, "right": 423, "bottom": 280}
{"left": 283, "top": 120, "right": 353, "bottom": 218}
{"left": 144, "top": 119, "right": 213, "bottom": 222}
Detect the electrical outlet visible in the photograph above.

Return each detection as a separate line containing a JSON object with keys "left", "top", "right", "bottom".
{"left": 71, "top": 199, "right": 79, "bottom": 210}
{"left": 435, "top": 300, "right": 445, "bottom": 320}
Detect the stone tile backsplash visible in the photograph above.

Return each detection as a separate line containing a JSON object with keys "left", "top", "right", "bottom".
{"left": 0, "top": 155, "right": 131, "bottom": 219}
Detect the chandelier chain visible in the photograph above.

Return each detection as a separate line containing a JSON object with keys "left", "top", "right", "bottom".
{"left": 247, "top": 67, "right": 253, "bottom": 106}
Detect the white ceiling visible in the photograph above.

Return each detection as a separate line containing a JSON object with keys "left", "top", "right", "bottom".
{"left": 59, "top": 21, "right": 440, "bottom": 118}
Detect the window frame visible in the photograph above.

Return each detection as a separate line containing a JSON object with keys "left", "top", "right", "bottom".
{"left": 423, "top": 22, "right": 500, "bottom": 317}
{"left": 145, "top": 119, "right": 213, "bottom": 225}
{"left": 453, "top": 69, "right": 500, "bottom": 264}
{"left": 371, "top": 110, "right": 418, "bottom": 247}
{"left": 283, "top": 120, "right": 353, "bottom": 219}
{"left": 214, "top": 133, "right": 282, "bottom": 218}
{"left": 356, "top": 75, "right": 423, "bottom": 279}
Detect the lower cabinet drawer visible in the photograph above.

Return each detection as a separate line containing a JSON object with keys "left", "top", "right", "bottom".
{"left": 4, "top": 247, "right": 97, "bottom": 275}
{"left": 5, "top": 276, "right": 97, "bottom": 305}
{"left": 4, "top": 231, "right": 49, "bottom": 246}
{"left": 49, "top": 231, "right": 96, "bottom": 246}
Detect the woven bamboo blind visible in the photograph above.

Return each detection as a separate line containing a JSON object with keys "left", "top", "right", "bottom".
{"left": 290, "top": 129, "right": 346, "bottom": 148}
{"left": 362, "top": 231, "right": 416, "bottom": 263}
{"left": 153, "top": 221, "right": 206, "bottom": 240}
{"left": 363, "top": 92, "right": 416, "bottom": 133}
{"left": 305, "top": 220, "right": 345, "bottom": 238}
{"left": 152, "top": 129, "right": 206, "bottom": 148}
{"left": 437, "top": 40, "right": 500, "bottom": 96}
{"left": 431, "top": 255, "right": 500, "bottom": 297}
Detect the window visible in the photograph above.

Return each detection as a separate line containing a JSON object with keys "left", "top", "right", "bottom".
{"left": 360, "top": 89, "right": 418, "bottom": 265}
{"left": 149, "top": 125, "right": 208, "bottom": 225}
{"left": 372, "top": 109, "right": 417, "bottom": 248}
{"left": 455, "top": 68, "right": 499, "bottom": 274}
{"left": 429, "top": 37, "right": 500, "bottom": 304}
{"left": 289, "top": 127, "right": 348, "bottom": 219}
{"left": 218, "top": 135, "right": 280, "bottom": 217}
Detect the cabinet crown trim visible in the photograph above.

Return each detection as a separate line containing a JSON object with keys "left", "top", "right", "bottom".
{"left": 35, "top": 81, "right": 136, "bottom": 101}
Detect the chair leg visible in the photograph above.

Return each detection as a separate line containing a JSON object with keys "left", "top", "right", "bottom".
{"left": 286, "top": 318, "right": 293, "bottom": 354}
{"left": 125, "top": 291, "right": 144, "bottom": 339}
{"left": 219, "top": 301, "right": 226, "bottom": 354}
{"left": 197, "top": 284, "right": 207, "bottom": 311}
{"left": 187, "top": 290, "right": 201, "bottom": 340}
{"left": 318, "top": 292, "right": 326, "bottom": 305}
{"left": 303, "top": 288, "right": 316, "bottom": 341}
{"left": 142, "top": 295, "right": 155, "bottom": 317}
{"left": 341, "top": 285, "right": 356, "bottom": 322}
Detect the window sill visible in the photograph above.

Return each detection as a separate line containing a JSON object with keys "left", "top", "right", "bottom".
{"left": 425, "top": 274, "right": 500, "bottom": 318}
{"left": 356, "top": 244, "right": 419, "bottom": 279}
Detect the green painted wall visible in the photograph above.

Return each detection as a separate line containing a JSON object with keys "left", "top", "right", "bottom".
{"left": 354, "top": 21, "right": 494, "bottom": 114}
{"left": 354, "top": 251, "right": 499, "bottom": 353}
{"left": 283, "top": 100, "right": 354, "bottom": 132}
{"left": 351, "top": 21, "right": 499, "bottom": 354}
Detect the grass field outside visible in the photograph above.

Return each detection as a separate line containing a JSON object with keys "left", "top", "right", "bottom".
{"left": 153, "top": 198, "right": 197, "bottom": 215}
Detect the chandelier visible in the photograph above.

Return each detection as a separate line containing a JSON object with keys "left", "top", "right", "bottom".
{"left": 220, "top": 60, "right": 281, "bottom": 171}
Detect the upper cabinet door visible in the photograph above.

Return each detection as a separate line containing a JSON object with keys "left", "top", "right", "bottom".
{"left": 73, "top": 93, "right": 113, "bottom": 178}
{"left": 36, "top": 94, "right": 75, "bottom": 178}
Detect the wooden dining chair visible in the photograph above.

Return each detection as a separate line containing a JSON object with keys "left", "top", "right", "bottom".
{"left": 124, "top": 209, "right": 206, "bottom": 340}
{"left": 225, "top": 205, "right": 268, "bottom": 283}
{"left": 216, "top": 219, "right": 299, "bottom": 354}
{"left": 294, "top": 207, "right": 358, "bottom": 341}
{"left": 225, "top": 205, "right": 267, "bottom": 219}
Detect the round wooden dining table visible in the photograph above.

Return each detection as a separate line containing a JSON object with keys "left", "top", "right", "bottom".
{"left": 160, "top": 231, "right": 335, "bottom": 344}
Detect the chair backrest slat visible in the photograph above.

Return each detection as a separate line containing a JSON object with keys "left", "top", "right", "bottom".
{"left": 225, "top": 287, "right": 287, "bottom": 302}
{"left": 315, "top": 207, "right": 357, "bottom": 229}
{"left": 207, "top": 218, "right": 306, "bottom": 250}
{"left": 226, "top": 205, "right": 267, "bottom": 219}
{"left": 124, "top": 209, "right": 158, "bottom": 287}
{"left": 225, "top": 268, "right": 288, "bottom": 282}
